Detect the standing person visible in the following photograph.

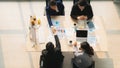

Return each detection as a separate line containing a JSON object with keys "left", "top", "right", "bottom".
{"left": 70, "top": 0, "right": 93, "bottom": 20}
{"left": 72, "top": 42, "right": 94, "bottom": 68}
{"left": 40, "top": 27, "right": 64, "bottom": 68}
{"left": 46, "top": 0, "right": 65, "bottom": 16}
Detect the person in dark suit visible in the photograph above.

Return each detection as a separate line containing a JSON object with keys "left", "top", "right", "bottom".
{"left": 70, "top": 0, "right": 93, "bottom": 20}
{"left": 72, "top": 42, "right": 94, "bottom": 68}
{"left": 73, "top": 0, "right": 90, "bottom": 4}
{"left": 46, "top": 0, "right": 65, "bottom": 16}
{"left": 40, "top": 27, "right": 64, "bottom": 68}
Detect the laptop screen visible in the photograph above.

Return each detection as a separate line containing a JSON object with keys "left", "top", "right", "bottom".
{"left": 76, "top": 30, "right": 88, "bottom": 37}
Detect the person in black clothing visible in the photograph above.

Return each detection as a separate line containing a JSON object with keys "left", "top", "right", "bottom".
{"left": 70, "top": 0, "right": 93, "bottom": 20}
{"left": 73, "top": 0, "right": 90, "bottom": 4}
{"left": 40, "top": 27, "right": 64, "bottom": 68}
{"left": 46, "top": 0, "right": 64, "bottom": 16}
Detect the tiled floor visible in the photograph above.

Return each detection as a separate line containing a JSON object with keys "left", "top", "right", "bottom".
{"left": 0, "top": 1, "right": 120, "bottom": 68}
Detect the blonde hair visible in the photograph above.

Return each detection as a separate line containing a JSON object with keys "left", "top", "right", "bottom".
{"left": 30, "top": 15, "right": 41, "bottom": 25}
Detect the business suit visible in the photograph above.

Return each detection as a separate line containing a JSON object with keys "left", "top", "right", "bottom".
{"left": 72, "top": 53, "right": 93, "bottom": 68}
{"left": 73, "top": 0, "right": 91, "bottom": 4}
{"left": 70, "top": 3, "right": 93, "bottom": 20}
{"left": 46, "top": 1, "right": 64, "bottom": 16}
{"left": 40, "top": 35, "right": 64, "bottom": 68}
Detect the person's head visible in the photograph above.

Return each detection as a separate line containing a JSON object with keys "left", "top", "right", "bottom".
{"left": 46, "top": 42, "right": 54, "bottom": 52}
{"left": 80, "top": 42, "right": 94, "bottom": 56}
{"left": 49, "top": 0, "right": 57, "bottom": 10}
{"left": 78, "top": 0, "right": 87, "bottom": 10}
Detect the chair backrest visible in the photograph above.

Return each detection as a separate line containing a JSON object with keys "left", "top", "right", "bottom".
{"left": 73, "top": 0, "right": 90, "bottom": 5}
{"left": 88, "top": 61, "right": 95, "bottom": 68}
{"left": 73, "top": 0, "right": 79, "bottom": 4}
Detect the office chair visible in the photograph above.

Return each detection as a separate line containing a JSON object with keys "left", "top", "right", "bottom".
{"left": 88, "top": 61, "right": 95, "bottom": 68}
{"left": 72, "top": 58, "right": 95, "bottom": 68}
{"left": 73, "top": 0, "right": 90, "bottom": 5}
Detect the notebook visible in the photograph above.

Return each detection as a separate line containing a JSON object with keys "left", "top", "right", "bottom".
{"left": 76, "top": 30, "right": 88, "bottom": 42}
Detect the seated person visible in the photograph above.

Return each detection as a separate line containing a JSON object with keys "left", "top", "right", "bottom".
{"left": 72, "top": 42, "right": 94, "bottom": 68}
{"left": 70, "top": 0, "right": 93, "bottom": 20}
{"left": 73, "top": 0, "right": 90, "bottom": 4}
{"left": 46, "top": 0, "right": 65, "bottom": 16}
{"left": 40, "top": 27, "right": 64, "bottom": 68}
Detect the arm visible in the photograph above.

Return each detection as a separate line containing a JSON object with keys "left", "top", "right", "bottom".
{"left": 70, "top": 5, "right": 79, "bottom": 20}
{"left": 51, "top": 27, "right": 61, "bottom": 51}
{"left": 54, "top": 35, "right": 61, "bottom": 51}
{"left": 40, "top": 55, "right": 44, "bottom": 68}
{"left": 57, "top": 2, "right": 65, "bottom": 15}
{"left": 59, "top": 3, "right": 65, "bottom": 15}
{"left": 40, "top": 50, "right": 48, "bottom": 68}
{"left": 46, "top": 7, "right": 53, "bottom": 27}
{"left": 87, "top": 5, "right": 93, "bottom": 20}
{"left": 73, "top": 42, "right": 83, "bottom": 56}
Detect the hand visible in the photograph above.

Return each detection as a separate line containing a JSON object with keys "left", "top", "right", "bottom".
{"left": 51, "top": 26, "right": 56, "bottom": 34}
{"left": 77, "top": 16, "right": 85, "bottom": 20}
{"left": 83, "top": 16, "right": 88, "bottom": 20}
{"left": 73, "top": 41, "right": 77, "bottom": 47}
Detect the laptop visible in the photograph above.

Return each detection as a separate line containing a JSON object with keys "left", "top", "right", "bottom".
{"left": 76, "top": 30, "right": 88, "bottom": 42}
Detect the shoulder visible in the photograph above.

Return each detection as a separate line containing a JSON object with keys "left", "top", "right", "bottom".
{"left": 73, "top": 3, "right": 78, "bottom": 7}
{"left": 86, "top": 4, "right": 92, "bottom": 9}
{"left": 42, "top": 49, "right": 48, "bottom": 56}
{"left": 56, "top": 1, "right": 62, "bottom": 4}
{"left": 56, "top": 1, "right": 64, "bottom": 7}
{"left": 72, "top": 4, "right": 78, "bottom": 9}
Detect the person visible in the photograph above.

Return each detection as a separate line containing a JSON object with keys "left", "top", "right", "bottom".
{"left": 40, "top": 26, "right": 64, "bottom": 68}
{"left": 72, "top": 41, "right": 94, "bottom": 68}
{"left": 70, "top": 0, "right": 93, "bottom": 20}
{"left": 73, "top": 0, "right": 90, "bottom": 4}
{"left": 46, "top": 0, "right": 65, "bottom": 16}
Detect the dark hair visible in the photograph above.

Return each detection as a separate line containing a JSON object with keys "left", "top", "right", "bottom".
{"left": 78, "top": 0, "right": 87, "bottom": 6}
{"left": 33, "top": 18, "right": 36, "bottom": 21}
{"left": 80, "top": 42, "right": 94, "bottom": 56}
{"left": 49, "top": 0, "right": 57, "bottom": 6}
{"left": 46, "top": 42, "right": 54, "bottom": 52}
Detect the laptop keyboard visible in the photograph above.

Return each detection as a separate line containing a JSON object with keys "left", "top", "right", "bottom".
{"left": 76, "top": 38, "right": 87, "bottom": 42}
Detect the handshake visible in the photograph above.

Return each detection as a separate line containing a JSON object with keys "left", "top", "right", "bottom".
{"left": 51, "top": 26, "right": 57, "bottom": 34}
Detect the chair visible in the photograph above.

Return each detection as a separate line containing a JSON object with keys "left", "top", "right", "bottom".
{"left": 73, "top": 0, "right": 90, "bottom": 5}
{"left": 73, "top": 0, "right": 79, "bottom": 4}
{"left": 88, "top": 61, "right": 95, "bottom": 68}
{"left": 72, "top": 58, "right": 95, "bottom": 68}
{"left": 40, "top": 54, "right": 64, "bottom": 68}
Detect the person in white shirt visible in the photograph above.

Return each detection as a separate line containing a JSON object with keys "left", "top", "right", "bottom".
{"left": 72, "top": 41, "right": 94, "bottom": 68}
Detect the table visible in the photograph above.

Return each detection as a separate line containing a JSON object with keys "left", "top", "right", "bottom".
{"left": 26, "top": 16, "right": 108, "bottom": 52}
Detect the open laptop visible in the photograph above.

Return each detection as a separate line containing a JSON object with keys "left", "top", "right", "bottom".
{"left": 76, "top": 29, "right": 88, "bottom": 42}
